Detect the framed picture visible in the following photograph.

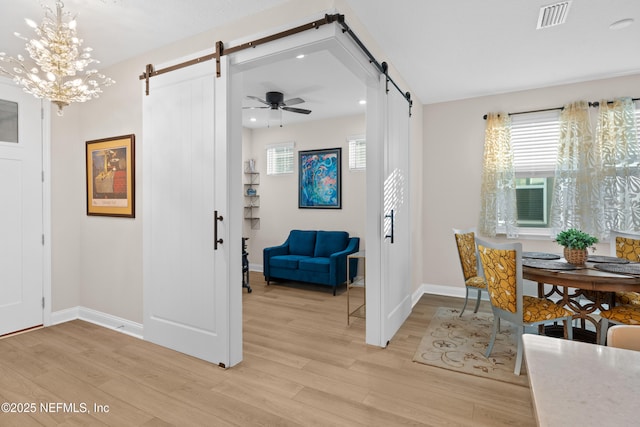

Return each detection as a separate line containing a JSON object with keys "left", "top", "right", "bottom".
{"left": 299, "top": 147, "right": 342, "bottom": 209}
{"left": 86, "top": 134, "right": 135, "bottom": 217}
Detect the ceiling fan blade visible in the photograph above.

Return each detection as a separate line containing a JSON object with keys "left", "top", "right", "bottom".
{"left": 283, "top": 97, "right": 304, "bottom": 106}
{"left": 282, "top": 106, "right": 311, "bottom": 115}
{"left": 242, "top": 106, "right": 269, "bottom": 110}
{"left": 246, "top": 95, "right": 269, "bottom": 105}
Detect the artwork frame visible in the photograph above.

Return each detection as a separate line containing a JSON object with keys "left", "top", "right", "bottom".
{"left": 299, "top": 147, "right": 342, "bottom": 209}
{"left": 86, "top": 134, "right": 135, "bottom": 217}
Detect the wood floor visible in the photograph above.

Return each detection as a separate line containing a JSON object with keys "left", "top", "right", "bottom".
{"left": 0, "top": 272, "right": 535, "bottom": 426}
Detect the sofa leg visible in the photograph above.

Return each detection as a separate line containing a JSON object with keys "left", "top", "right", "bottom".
{"left": 333, "top": 287, "right": 336, "bottom": 296}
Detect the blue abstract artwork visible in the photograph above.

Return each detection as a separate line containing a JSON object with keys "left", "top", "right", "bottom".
{"left": 299, "top": 148, "right": 341, "bottom": 209}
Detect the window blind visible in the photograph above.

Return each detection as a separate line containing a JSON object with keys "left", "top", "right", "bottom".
{"left": 266, "top": 142, "right": 294, "bottom": 175}
{"left": 348, "top": 136, "right": 366, "bottom": 170}
{"left": 511, "top": 110, "right": 561, "bottom": 177}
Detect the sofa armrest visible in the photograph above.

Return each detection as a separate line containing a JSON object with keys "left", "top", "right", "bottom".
{"left": 329, "top": 237, "right": 360, "bottom": 285}
{"left": 263, "top": 241, "right": 290, "bottom": 279}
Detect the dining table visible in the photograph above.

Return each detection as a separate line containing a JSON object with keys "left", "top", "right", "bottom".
{"left": 522, "top": 252, "right": 640, "bottom": 343}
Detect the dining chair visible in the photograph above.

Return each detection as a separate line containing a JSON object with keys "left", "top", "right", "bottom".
{"left": 453, "top": 228, "right": 487, "bottom": 317}
{"left": 598, "top": 305, "right": 640, "bottom": 345}
{"left": 610, "top": 230, "right": 640, "bottom": 305}
{"left": 606, "top": 325, "right": 640, "bottom": 351}
{"left": 476, "top": 238, "right": 574, "bottom": 375}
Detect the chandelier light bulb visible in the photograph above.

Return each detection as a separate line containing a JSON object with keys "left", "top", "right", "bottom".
{"left": 0, "top": 0, "right": 115, "bottom": 116}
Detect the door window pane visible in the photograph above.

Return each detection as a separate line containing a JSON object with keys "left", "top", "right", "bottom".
{"left": 0, "top": 99, "right": 18, "bottom": 143}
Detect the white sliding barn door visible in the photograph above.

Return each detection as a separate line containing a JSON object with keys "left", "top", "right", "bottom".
{"left": 143, "top": 56, "right": 239, "bottom": 366}
{"left": 0, "top": 79, "right": 44, "bottom": 335}
{"left": 367, "top": 76, "right": 412, "bottom": 346}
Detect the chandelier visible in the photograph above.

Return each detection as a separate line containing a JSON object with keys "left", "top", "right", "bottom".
{"left": 0, "top": 1, "right": 114, "bottom": 116}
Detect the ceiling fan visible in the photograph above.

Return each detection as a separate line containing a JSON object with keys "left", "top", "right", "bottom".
{"left": 244, "top": 91, "right": 312, "bottom": 115}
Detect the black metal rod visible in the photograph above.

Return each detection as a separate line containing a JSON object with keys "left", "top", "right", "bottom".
{"left": 483, "top": 97, "right": 640, "bottom": 120}
{"left": 138, "top": 12, "right": 413, "bottom": 112}
{"left": 335, "top": 15, "right": 412, "bottom": 107}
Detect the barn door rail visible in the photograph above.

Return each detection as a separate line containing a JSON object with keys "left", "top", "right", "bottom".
{"left": 138, "top": 12, "right": 412, "bottom": 109}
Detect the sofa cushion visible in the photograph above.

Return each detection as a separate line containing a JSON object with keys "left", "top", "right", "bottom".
{"left": 288, "top": 230, "right": 317, "bottom": 256}
{"left": 314, "top": 231, "right": 349, "bottom": 258}
{"left": 299, "top": 257, "right": 330, "bottom": 273}
{"left": 270, "top": 255, "right": 310, "bottom": 270}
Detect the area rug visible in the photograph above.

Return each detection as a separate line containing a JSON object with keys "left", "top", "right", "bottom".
{"left": 412, "top": 307, "right": 528, "bottom": 386}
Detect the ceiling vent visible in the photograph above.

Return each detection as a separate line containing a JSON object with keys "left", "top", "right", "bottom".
{"left": 537, "top": 1, "right": 572, "bottom": 29}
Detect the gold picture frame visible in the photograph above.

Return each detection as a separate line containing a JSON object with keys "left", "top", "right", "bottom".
{"left": 86, "top": 134, "right": 135, "bottom": 217}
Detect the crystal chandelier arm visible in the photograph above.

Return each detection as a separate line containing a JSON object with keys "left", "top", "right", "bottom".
{"left": 0, "top": 1, "right": 114, "bottom": 116}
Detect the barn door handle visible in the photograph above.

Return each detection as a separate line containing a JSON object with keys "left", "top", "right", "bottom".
{"left": 214, "top": 210, "right": 224, "bottom": 250}
{"left": 385, "top": 209, "right": 394, "bottom": 244}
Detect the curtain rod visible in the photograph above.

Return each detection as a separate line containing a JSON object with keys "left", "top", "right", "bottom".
{"left": 482, "top": 97, "right": 640, "bottom": 120}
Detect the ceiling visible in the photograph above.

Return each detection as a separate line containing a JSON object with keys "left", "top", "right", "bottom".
{"left": 1, "top": 0, "right": 640, "bottom": 127}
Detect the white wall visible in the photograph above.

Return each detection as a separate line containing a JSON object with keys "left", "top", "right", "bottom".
{"left": 423, "top": 73, "right": 640, "bottom": 291}
{"left": 242, "top": 114, "right": 366, "bottom": 267}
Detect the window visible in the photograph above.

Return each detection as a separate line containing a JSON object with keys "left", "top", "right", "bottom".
{"left": 348, "top": 136, "right": 366, "bottom": 170}
{"left": 0, "top": 99, "right": 18, "bottom": 143}
{"left": 266, "top": 142, "right": 294, "bottom": 175}
{"left": 516, "top": 177, "right": 548, "bottom": 226}
{"left": 510, "top": 110, "right": 560, "bottom": 228}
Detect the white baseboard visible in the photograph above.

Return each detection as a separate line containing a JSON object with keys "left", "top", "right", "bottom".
{"left": 50, "top": 306, "right": 80, "bottom": 325}
{"left": 49, "top": 285, "right": 468, "bottom": 340}
{"left": 412, "top": 283, "right": 487, "bottom": 308}
{"left": 51, "top": 306, "right": 143, "bottom": 339}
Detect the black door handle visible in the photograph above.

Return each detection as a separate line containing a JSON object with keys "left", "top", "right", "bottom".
{"left": 214, "top": 210, "right": 223, "bottom": 250}
{"left": 385, "top": 209, "right": 394, "bottom": 244}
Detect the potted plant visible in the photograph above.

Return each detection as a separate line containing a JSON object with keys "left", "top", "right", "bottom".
{"left": 555, "top": 228, "right": 598, "bottom": 265}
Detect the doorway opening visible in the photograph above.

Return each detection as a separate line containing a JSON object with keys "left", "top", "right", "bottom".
{"left": 239, "top": 48, "right": 367, "bottom": 295}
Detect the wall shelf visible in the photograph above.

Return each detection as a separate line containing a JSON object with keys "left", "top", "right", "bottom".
{"left": 244, "top": 165, "right": 260, "bottom": 230}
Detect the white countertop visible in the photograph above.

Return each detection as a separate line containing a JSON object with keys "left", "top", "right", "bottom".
{"left": 523, "top": 334, "right": 640, "bottom": 427}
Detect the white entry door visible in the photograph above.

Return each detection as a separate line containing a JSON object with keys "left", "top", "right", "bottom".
{"left": 0, "top": 79, "right": 44, "bottom": 335}
{"left": 374, "top": 76, "right": 412, "bottom": 345}
{"left": 143, "top": 55, "right": 239, "bottom": 366}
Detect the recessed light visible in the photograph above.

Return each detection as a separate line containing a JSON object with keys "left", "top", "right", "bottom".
{"left": 296, "top": 54, "right": 305, "bottom": 59}
{"left": 359, "top": 99, "right": 366, "bottom": 105}
{"left": 609, "top": 18, "right": 634, "bottom": 30}
{"left": 250, "top": 117, "right": 257, "bottom": 122}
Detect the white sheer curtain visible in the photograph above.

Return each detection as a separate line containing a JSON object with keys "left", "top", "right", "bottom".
{"left": 550, "top": 101, "right": 605, "bottom": 239}
{"left": 596, "top": 97, "right": 640, "bottom": 234}
{"left": 479, "top": 113, "right": 518, "bottom": 238}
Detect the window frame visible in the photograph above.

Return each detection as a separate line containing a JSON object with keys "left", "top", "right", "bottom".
{"left": 348, "top": 135, "right": 366, "bottom": 171}
{"left": 266, "top": 141, "right": 295, "bottom": 176}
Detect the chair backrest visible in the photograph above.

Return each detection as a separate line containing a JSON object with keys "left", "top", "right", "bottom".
{"left": 607, "top": 325, "right": 640, "bottom": 351}
{"left": 610, "top": 230, "right": 640, "bottom": 262}
{"left": 453, "top": 227, "right": 480, "bottom": 281}
{"left": 476, "top": 238, "right": 523, "bottom": 316}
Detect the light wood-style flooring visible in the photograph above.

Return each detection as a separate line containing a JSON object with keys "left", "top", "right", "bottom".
{"left": 0, "top": 272, "right": 535, "bottom": 426}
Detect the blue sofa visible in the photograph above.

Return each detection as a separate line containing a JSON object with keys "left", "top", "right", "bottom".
{"left": 263, "top": 230, "right": 360, "bottom": 295}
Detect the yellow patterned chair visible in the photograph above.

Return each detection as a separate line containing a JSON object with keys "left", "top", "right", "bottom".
{"left": 598, "top": 305, "right": 640, "bottom": 345}
{"left": 476, "top": 238, "right": 574, "bottom": 375}
{"left": 611, "top": 230, "right": 640, "bottom": 305}
{"left": 598, "top": 231, "right": 640, "bottom": 344}
{"left": 453, "top": 228, "right": 487, "bottom": 317}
